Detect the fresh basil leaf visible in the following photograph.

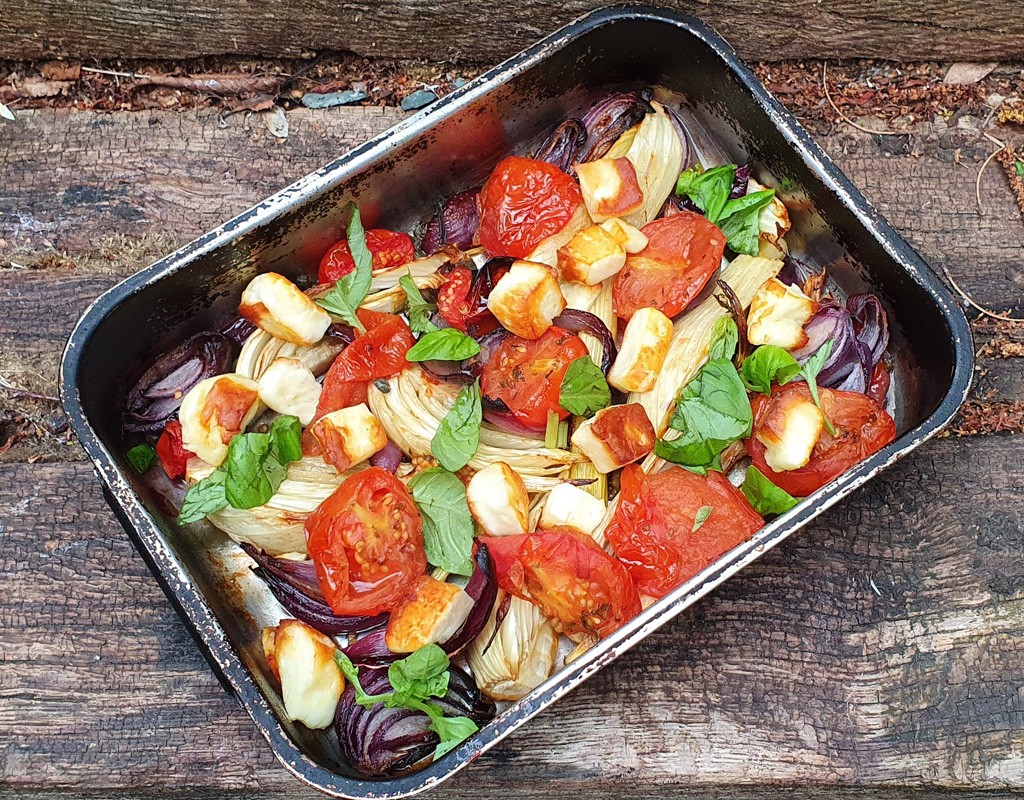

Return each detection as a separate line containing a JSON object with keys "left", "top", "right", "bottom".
{"left": 408, "top": 467, "right": 476, "bottom": 575}
{"left": 268, "top": 415, "right": 303, "bottom": 464}
{"left": 1016, "top": 160, "right": 1024, "bottom": 178}
{"left": 429, "top": 713, "right": 479, "bottom": 758}
{"left": 740, "top": 345, "right": 801, "bottom": 395}
{"left": 799, "top": 340, "right": 837, "bottom": 436}
{"left": 674, "top": 165, "right": 703, "bottom": 196}
{"left": 125, "top": 444, "right": 156, "bottom": 473}
{"left": 741, "top": 466, "right": 800, "bottom": 516}
{"left": 315, "top": 203, "right": 374, "bottom": 332}
{"left": 400, "top": 274, "right": 439, "bottom": 335}
{"left": 676, "top": 164, "right": 735, "bottom": 223}
{"left": 559, "top": 355, "right": 611, "bottom": 418}
{"left": 406, "top": 328, "right": 481, "bottom": 362}
{"left": 709, "top": 315, "right": 739, "bottom": 362}
{"left": 717, "top": 189, "right": 775, "bottom": 256}
{"left": 334, "top": 651, "right": 392, "bottom": 708}
{"left": 177, "top": 470, "right": 228, "bottom": 525}
{"left": 223, "top": 433, "right": 279, "bottom": 510}
{"left": 692, "top": 505, "right": 713, "bottom": 532}
{"left": 430, "top": 381, "right": 482, "bottom": 472}
{"left": 388, "top": 643, "right": 451, "bottom": 701}
{"left": 659, "top": 358, "right": 752, "bottom": 470}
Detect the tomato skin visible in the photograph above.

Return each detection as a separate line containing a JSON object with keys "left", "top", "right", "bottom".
{"left": 746, "top": 383, "right": 897, "bottom": 497}
{"left": 155, "top": 420, "right": 193, "bottom": 480}
{"left": 305, "top": 468, "right": 427, "bottom": 616}
{"left": 612, "top": 211, "right": 726, "bottom": 320}
{"left": 478, "top": 156, "right": 583, "bottom": 259}
{"left": 318, "top": 229, "right": 416, "bottom": 284}
{"left": 606, "top": 465, "right": 763, "bottom": 598}
{"left": 480, "top": 327, "right": 589, "bottom": 430}
{"left": 327, "top": 309, "right": 414, "bottom": 383}
{"left": 479, "top": 528, "right": 641, "bottom": 639}
{"left": 436, "top": 266, "right": 474, "bottom": 331}
{"left": 868, "top": 359, "right": 891, "bottom": 407}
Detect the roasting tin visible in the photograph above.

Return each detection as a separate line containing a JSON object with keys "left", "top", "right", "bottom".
{"left": 60, "top": 6, "right": 973, "bottom": 798}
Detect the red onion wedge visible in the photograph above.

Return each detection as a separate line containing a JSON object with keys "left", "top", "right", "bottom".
{"left": 123, "top": 332, "right": 234, "bottom": 434}
{"left": 335, "top": 663, "right": 495, "bottom": 777}
{"left": 369, "top": 440, "right": 404, "bottom": 473}
{"left": 242, "top": 544, "right": 389, "bottom": 636}
{"left": 422, "top": 188, "right": 480, "bottom": 253}
{"left": 551, "top": 309, "right": 618, "bottom": 373}
{"left": 579, "top": 92, "right": 653, "bottom": 162}
{"left": 344, "top": 543, "right": 498, "bottom": 666}
{"left": 536, "top": 119, "right": 587, "bottom": 173}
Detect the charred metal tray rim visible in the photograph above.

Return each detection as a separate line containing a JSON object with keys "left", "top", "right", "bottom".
{"left": 60, "top": 6, "right": 974, "bottom": 799}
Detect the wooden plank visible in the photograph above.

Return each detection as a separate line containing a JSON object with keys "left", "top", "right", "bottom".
{"left": 1, "top": 1, "right": 1023, "bottom": 63}
{"left": 3, "top": 434, "right": 1024, "bottom": 794}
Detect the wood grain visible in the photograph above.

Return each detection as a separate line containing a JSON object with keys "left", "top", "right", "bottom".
{"left": 3, "top": 434, "right": 1024, "bottom": 795}
{"left": 1, "top": 1, "right": 1023, "bottom": 63}
{"left": 3, "top": 104, "right": 1024, "bottom": 795}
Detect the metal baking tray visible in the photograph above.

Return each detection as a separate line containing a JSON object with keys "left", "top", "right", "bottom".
{"left": 60, "top": 6, "right": 973, "bottom": 797}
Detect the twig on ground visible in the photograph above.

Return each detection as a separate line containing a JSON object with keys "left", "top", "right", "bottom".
{"left": 822, "top": 62, "right": 901, "bottom": 136}
{"left": 942, "top": 267, "right": 1022, "bottom": 323}
{"left": 0, "top": 375, "right": 59, "bottom": 403}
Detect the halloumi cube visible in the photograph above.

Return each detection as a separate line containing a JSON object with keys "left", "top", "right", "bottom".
{"left": 262, "top": 619, "right": 343, "bottom": 730}
{"left": 570, "top": 403, "right": 656, "bottom": 474}
{"left": 575, "top": 157, "right": 644, "bottom": 222}
{"left": 257, "top": 357, "right": 322, "bottom": 425}
{"left": 557, "top": 225, "right": 627, "bottom": 286}
{"left": 178, "top": 373, "right": 260, "bottom": 467}
{"left": 308, "top": 403, "right": 387, "bottom": 472}
{"left": 539, "top": 483, "right": 607, "bottom": 538}
{"left": 747, "top": 278, "right": 818, "bottom": 351}
{"left": 240, "top": 272, "right": 331, "bottom": 346}
{"left": 466, "top": 462, "right": 530, "bottom": 536}
{"left": 487, "top": 260, "right": 565, "bottom": 339}
{"left": 607, "top": 307, "right": 673, "bottom": 392}
{"left": 600, "top": 217, "right": 649, "bottom": 254}
{"left": 755, "top": 389, "right": 824, "bottom": 472}
{"left": 385, "top": 575, "right": 475, "bottom": 654}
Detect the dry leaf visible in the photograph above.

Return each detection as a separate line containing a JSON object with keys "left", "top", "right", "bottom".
{"left": 943, "top": 62, "right": 997, "bottom": 85}
{"left": 263, "top": 105, "right": 288, "bottom": 139}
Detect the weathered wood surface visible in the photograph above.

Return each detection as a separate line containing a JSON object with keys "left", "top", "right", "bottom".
{"left": 2, "top": 106, "right": 1024, "bottom": 797}
{"left": 2, "top": 1, "right": 1024, "bottom": 63}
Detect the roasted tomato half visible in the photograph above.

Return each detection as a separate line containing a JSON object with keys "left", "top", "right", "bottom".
{"left": 745, "top": 382, "right": 897, "bottom": 497}
{"left": 480, "top": 326, "right": 589, "bottom": 430}
{"left": 478, "top": 156, "right": 583, "bottom": 259}
{"left": 305, "top": 468, "right": 427, "bottom": 616}
{"left": 155, "top": 420, "right": 193, "bottom": 480}
{"left": 319, "top": 229, "right": 416, "bottom": 284}
{"left": 612, "top": 211, "right": 726, "bottom": 321}
{"left": 606, "top": 464, "right": 764, "bottom": 598}
{"left": 480, "top": 527, "right": 641, "bottom": 639}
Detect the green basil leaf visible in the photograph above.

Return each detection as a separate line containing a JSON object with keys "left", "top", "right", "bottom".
{"left": 429, "top": 714, "right": 479, "bottom": 759}
{"left": 223, "top": 433, "right": 278, "bottom": 509}
{"left": 406, "top": 328, "right": 481, "bottom": 362}
{"left": 177, "top": 470, "right": 228, "bottom": 525}
{"left": 676, "top": 164, "right": 735, "bottom": 223}
{"left": 659, "top": 358, "right": 752, "bottom": 470}
{"left": 400, "top": 274, "right": 439, "bottom": 335}
{"left": 741, "top": 465, "right": 800, "bottom": 516}
{"left": 408, "top": 467, "right": 476, "bottom": 575}
{"left": 125, "top": 444, "right": 156, "bottom": 473}
{"left": 1016, "top": 160, "right": 1024, "bottom": 178}
{"left": 717, "top": 189, "right": 775, "bottom": 256}
{"left": 739, "top": 345, "right": 801, "bottom": 395}
{"left": 692, "top": 505, "right": 713, "bottom": 532}
{"left": 674, "top": 165, "right": 704, "bottom": 196}
{"left": 709, "top": 315, "right": 739, "bottom": 362}
{"left": 558, "top": 355, "right": 611, "bottom": 418}
{"left": 430, "top": 381, "right": 482, "bottom": 472}
{"left": 388, "top": 644, "right": 451, "bottom": 701}
{"left": 268, "top": 415, "right": 303, "bottom": 464}
{"left": 799, "top": 340, "right": 837, "bottom": 436}
{"left": 315, "top": 203, "right": 373, "bottom": 332}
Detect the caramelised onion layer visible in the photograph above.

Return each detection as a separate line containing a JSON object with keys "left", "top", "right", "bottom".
{"left": 123, "top": 332, "right": 234, "bottom": 434}
{"left": 335, "top": 663, "right": 495, "bottom": 777}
